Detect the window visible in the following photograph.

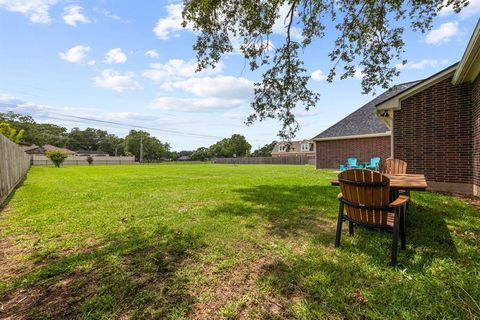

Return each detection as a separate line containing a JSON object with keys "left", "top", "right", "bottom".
{"left": 301, "top": 143, "right": 311, "bottom": 151}
{"left": 278, "top": 145, "right": 287, "bottom": 152}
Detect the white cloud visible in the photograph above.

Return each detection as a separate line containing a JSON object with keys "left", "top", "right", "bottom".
{"left": 145, "top": 49, "right": 160, "bottom": 59}
{"left": 62, "top": 5, "right": 90, "bottom": 26}
{"left": 0, "top": 0, "right": 57, "bottom": 23}
{"left": 440, "top": 0, "right": 480, "bottom": 19}
{"left": 272, "top": 3, "right": 302, "bottom": 40}
{"left": 397, "top": 59, "right": 449, "bottom": 70}
{"left": 142, "top": 59, "right": 222, "bottom": 82}
{"left": 87, "top": 60, "right": 96, "bottom": 66}
{"left": 93, "top": 70, "right": 142, "bottom": 92}
{"left": 425, "top": 22, "right": 460, "bottom": 45}
{"left": 149, "top": 96, "right": 246, "bottom": 112}
{"left": 104, "top": 48, "right": 127, "bottom": 64}
{"left": 160, "top": 76, "right": 253, "bottom": 100}
{"left": 311, "top": 69, "right": 327, "bottom": 81}
{"left": 103, "top": 10, "right": 130, "bottom": 23}
{"left": 153, "top": 4, "right": 191, "bottom": 40}
{"left": 150, "top": 75, "right": 254, "bottom": 112}
{"left": 59, "top": 45, "right": 91, "bottom": 63}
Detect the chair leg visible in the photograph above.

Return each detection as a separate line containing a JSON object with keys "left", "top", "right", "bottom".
{"left": 406, "top": 190, "right": 410, "bottom": 210}
{"left": 349, "top": 221, "right": 354, "bottom": 236}
{"left": 335, "top": 202, "right": 344, "bottom": 248}
{"left": 390, "top": 209, "right": 400, "bottom": 267}
{"left": 400, "top": 205, "right": 406, "bottom": 250}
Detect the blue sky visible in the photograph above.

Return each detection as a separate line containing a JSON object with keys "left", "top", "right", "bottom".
{"left": 0, "top": 1, "right": 479, "bottom": 151}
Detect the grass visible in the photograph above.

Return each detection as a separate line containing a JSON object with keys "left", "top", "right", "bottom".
{"left": 0, "top": 163, "right": 479, "bottom": 319}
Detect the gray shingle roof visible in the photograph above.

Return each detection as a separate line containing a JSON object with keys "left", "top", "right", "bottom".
{"left": 312, "top": 81, "right": 421, "bottom": 140}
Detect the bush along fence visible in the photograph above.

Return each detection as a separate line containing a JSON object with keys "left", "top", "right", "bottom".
{"left": 214, "top": 156, "right": 315, "bottom": 165}
{"left": 31, "top": 155, "right": 136, "bottom": 166}
{"left": 0, "top": 134, "right": 31, "bottom": 204}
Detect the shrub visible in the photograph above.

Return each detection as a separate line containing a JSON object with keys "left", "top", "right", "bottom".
{"left": 46, "top": 151, "right": 68, "bottom": 167}
{"left": 86, "top": 156, "right": 94, "bottom": 165}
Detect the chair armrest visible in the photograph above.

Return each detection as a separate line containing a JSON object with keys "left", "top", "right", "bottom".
{"left": 389, "top": 195, "right": 409, "bottom": 207}
{"left": 337, "top": 192, "right": 343, "bottom": 199}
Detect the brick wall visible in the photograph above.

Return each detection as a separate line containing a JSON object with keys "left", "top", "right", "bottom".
{"left": 473, "top": 75, "right": 480, "bottom": 191}
{"left": 394, "top": 76, "right": 473, "bottom": 186}
{"left": 315, "top": 136, "right": 391, "bottom": 169}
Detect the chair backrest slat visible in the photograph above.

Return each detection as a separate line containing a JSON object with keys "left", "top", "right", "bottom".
{"left": 379, "top": 159, "right": 407, "bottom": 174}
{"left": 339, "top": 169, "right": 391, "bottom": 226}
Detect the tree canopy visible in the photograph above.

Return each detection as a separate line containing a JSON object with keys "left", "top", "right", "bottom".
{"left": 252, "top": 141, "right": 277, "bottom": 157}
{"left": 0, "top": 121, "right": 24, "bottom": 143}
{"left": 182, "top": 0, "right": 469, "bottom": 139}
{"left": 124, "top": 130, "right": 171, "bottom": 161}
{"left": 209, "top": 134, "right": 251, "bottom": 158}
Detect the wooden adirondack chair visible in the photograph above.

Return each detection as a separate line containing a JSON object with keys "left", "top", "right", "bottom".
{"left": 335, "top": 169, "right": 409, "bottom": 266}
{"left": 379, "top": 159, "right": 410, "bottom": 208}
{"left": 379, "top": 159, "right": 407, "bottom": 174}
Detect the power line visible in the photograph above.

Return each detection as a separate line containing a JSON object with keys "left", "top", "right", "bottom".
{"left": 0, "top": 106, "right": 271, "bottom": 143}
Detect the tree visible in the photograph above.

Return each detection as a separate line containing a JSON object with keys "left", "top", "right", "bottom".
{"left": 0, "top": 112, "right": 67, "bottom": 146}
{"left": 209, "top": 134, "right": 251, "bottom": 158}
{"left": 0, "top": 122, "right": 24, "bottom": 143}
{"left": 191, "top": 147, "right": 210, "bottom": 161}
{"left": 124, "top": 130, "right": 170, "bottom": 161}
{"left": 252, "top": 141, "right": 277, "bottom": 157}
{"left": 46, "top": 151, "right": 68, "bottom": 168}
{"left": 182, "top": 0, "right": 469, "bottom": 139}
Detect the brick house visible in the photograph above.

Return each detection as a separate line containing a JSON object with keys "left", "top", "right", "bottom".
{"left": 375, "top": 20, "right": 480, "bottom": 195}
{"left": 271, "top": 140, "right": 315, "bottom": 157}
{"left": 312, "top": 81, "right": 419, "bottom": 169}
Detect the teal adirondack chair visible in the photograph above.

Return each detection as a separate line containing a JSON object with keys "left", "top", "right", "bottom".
{"left": 365, "top": 157, "right": 381, "bottom": 171}
{"left": 347, "top": 157, "right": 358, "bottom": 169}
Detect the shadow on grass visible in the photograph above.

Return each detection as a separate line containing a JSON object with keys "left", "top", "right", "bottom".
{"left": 218, "top": 186, "right": 477, "bottom": 318}
{"left": 0, "top": 225, "right": 203, "bottom": 319}
{"left": 209, "top": 185, "right": 459, "bottom": 267}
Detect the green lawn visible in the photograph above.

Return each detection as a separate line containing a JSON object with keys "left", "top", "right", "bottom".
{"left": 0, "top": 164, "right": 479, "bottom": 319}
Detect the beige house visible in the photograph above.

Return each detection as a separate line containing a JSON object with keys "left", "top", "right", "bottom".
{"left": 271, "top": 140, "right": 315, "bottom": 157}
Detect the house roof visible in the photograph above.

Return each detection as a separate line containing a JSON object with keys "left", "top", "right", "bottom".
{"left": 453, "top": 18, "right": 480, "bottom": 84}
{"left": 313, "top": 81, "right": 420, "bottom": 140}
{"left": 43, "top": 144, "right": 76, "bottom": 154}
{"left": 21, "top": 144, "right": 39, "bottom": 152}
{"left": 375, "top": 63, "right": 458, "bottom": 111}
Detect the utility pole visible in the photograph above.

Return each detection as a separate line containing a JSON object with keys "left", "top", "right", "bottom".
{"left": 140, "top": 136, "right": 144, "bottom": 163}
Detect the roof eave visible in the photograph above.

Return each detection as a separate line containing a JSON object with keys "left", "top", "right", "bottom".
{"left": 313, "top": 132, "right": 391, "bottom": 141}
{"left": 452, "top": 19, "right": 480, "bottom": 85}
{"left": 376, "top": 65, "right": 457, "bottom": 111}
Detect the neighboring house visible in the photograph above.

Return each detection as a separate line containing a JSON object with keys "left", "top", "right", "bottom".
{"left": 76, "top": 150, "right": 110, "bottom": 157}
{"left": 42, "top": 145, "right": 76, "bottom": 156}
{"left": 22, "top": 144, "right": 76, "bottom": 156}
{"left": 312, "top": 81, "right": 420, "bottom": 169}
{"left": 178, "top": 155, "right": 191, "bottom": 161}
{"left": 271, "top": 140, "right": 315, "bottom": 157}
{"left": 22, "top": 144, "right": 45, "bottom": 155}
{"left": 374, "top": 20, "right": 480, "bottom": 195}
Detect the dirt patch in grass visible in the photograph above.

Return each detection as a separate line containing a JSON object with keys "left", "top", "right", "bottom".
{"left": 0, "top": 235, "right": 39, "bottom": 286}
{"left": 189, "top": 255, "right": 292, "bottom": 319}
{"left": 0, "top": 268, "right": 101, "bottom": 320}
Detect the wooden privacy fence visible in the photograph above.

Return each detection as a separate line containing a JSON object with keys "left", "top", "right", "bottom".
{"left": 32, "top": 155, "right": 136, "bottom": 166}
{"left": 214, "top": 156, "right": 315, "bottom": 165}
{"left": 0, "top": 134, "right": 31, "bottom": 204}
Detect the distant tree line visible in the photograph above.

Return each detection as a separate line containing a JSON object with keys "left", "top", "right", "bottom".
{"left": 1, "top": 111, "right": 277, "bottom": 160}
{"left": 0, "top": 112, "right": 170, "bottom": 160}
{"left": 172, "top": 136, "right": 277, "bottom": 161}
